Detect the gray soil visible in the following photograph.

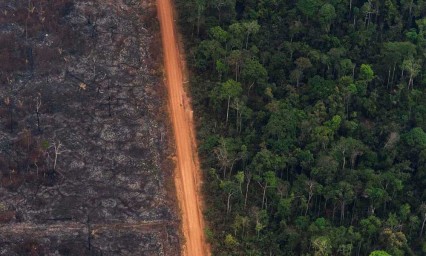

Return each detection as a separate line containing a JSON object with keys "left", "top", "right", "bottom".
{"left": 0, "top": 0, "right": 180, "bottom": 255}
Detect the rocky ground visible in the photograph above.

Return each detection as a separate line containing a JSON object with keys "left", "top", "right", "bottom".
{"left": 0, "top": 0, "right": 180, "bottom": 255}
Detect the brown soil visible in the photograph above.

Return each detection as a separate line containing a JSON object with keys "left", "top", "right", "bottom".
{"left": 156, "top": 0, "right": 210, "bottom": 255}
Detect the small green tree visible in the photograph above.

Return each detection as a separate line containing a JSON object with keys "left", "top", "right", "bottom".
{"left": 319, "top": 3, "right": 336, "bottom": 32}
{"left": 255, "top": 171, "right": 277, "bottom": 209}
{"left": 297, "top": 0, "right": 321, "bottom": 21}
{"left": 369, "top": 250, "right": 391, "bottom": 256}
{"left": 195, "top": 0, "right": 206, "bottom": 36}
{"left": 402, "top": 127, "right": 426, "bottom": 149}
{"left": 224, "top": 233, "right": 238, "bottom": 247}
{"left": 360, "top": 64, "right": 374, "bottom": 82}
{"left": 241, "top": 58, "right": 267, "bottom": 93}
{"left": 291, "top": 57, "right": 312, "bottom": 86}
{"left": 220, "top": 179, "right": 239, "bottom": 214}
{"left": 401, "top": 58, "right": 421, "bottom": 89}
{"left": 243, "top": 20, "right": 260, "bottom": 49}
{"left": 209, "top": 26, "right": 229, "bottom": 44}
{"left": 312, "top": 236, "right": 332, "bottom": 256}
{"left": 220, "top": 79, "right": 242, "bottom": 124}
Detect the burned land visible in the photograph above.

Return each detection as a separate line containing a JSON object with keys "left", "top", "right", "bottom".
{"left": 0, "top": 0, "right": 180, "bottom": 255}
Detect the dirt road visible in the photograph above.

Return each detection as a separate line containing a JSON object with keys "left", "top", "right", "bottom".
{"left": 156, "top": 0, "right": 210, "bottom": 255}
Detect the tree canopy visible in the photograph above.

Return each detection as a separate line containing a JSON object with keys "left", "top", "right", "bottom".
{"left": 176, "top": 0, "right": 426, "bottom": 254}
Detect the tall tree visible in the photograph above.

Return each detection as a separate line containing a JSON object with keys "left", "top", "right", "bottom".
{"left": 220, "top": 79, "right": 242, "bottom": 124}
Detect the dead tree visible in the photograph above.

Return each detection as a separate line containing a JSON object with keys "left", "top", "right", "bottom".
{"left": 35, "top": 93, "right": 41, "bottom": 132}
{"left": 50, "top": 141, "right": 67, "bottom": 178}
{"left": 4, "top": 97, "right": 13, "bottom": 133}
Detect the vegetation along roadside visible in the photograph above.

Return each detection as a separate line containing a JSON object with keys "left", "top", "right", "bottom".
{"left": 176, "top": 0, "right": 426, "bottom": 255}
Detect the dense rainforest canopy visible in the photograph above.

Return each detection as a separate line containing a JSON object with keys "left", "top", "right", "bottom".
{"left": 175, "top": 0, "right": 426, "bottom": 255}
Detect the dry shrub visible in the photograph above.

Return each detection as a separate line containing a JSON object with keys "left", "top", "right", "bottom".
{"left": 1, "top": 172, "right": 24, "bottom": 191}
{"left": 29, "top": 148, "right": 44, "bottom": 165}
{"left": 17, "top": 240, "right": 45, "bottom": 256}
{"left": 16, "top": 129, "right": 33, "bottom": 151}
{"left": 0, "top": 211, "right": 16, "bottom": 223}
{"left": 0, "top": 107, "right": 8, "bottom": 118}
{"left": 0, "top": 155, "right": 7, "bottom": 171}
{"left": 0, "top": 35, "right": 26, "bottom": 74}
{"left": 3, "top": 115, "right": 19, "bottom": 133}
{"left": 57, "top": 26, "right": 86, "bottom": 55}
{"left": 35, "top": 46, "right": 61, "bottom": 74}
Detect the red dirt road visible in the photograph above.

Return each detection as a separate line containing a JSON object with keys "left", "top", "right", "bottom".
{"left": 156, "top": 0, "right": 210, "bottom": 255}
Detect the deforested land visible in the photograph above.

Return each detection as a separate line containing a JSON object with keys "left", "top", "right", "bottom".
{"left": 0, "top": 0, "right": 181, "bottom": 255}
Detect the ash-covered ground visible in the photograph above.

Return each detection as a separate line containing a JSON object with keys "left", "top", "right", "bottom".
{"left": 0, "top": 0, "right": 180, "bottom": 255}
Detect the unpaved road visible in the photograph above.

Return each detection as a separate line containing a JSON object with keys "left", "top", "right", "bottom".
{"left": 156, "top": 0, "right": 210, "bottom": 255}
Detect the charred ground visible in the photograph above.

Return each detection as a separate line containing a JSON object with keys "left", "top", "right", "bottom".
{"left": 0, "top": 0, "right": 180, "bottom": 255}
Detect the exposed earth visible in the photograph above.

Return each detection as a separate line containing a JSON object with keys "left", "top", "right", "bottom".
{"left": 0, "top": 0, "right": 181, "bottom": 255}
{"left": 156, "top": 0, "right": 210, "bottom": 255}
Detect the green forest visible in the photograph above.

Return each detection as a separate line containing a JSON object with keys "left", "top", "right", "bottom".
{"left": 176, "top": 0, "right": 426, "bottom": 255}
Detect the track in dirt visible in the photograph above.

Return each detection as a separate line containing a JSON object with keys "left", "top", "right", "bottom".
{"left": 156, "top": 0, "right": 210, "bottom": 255}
